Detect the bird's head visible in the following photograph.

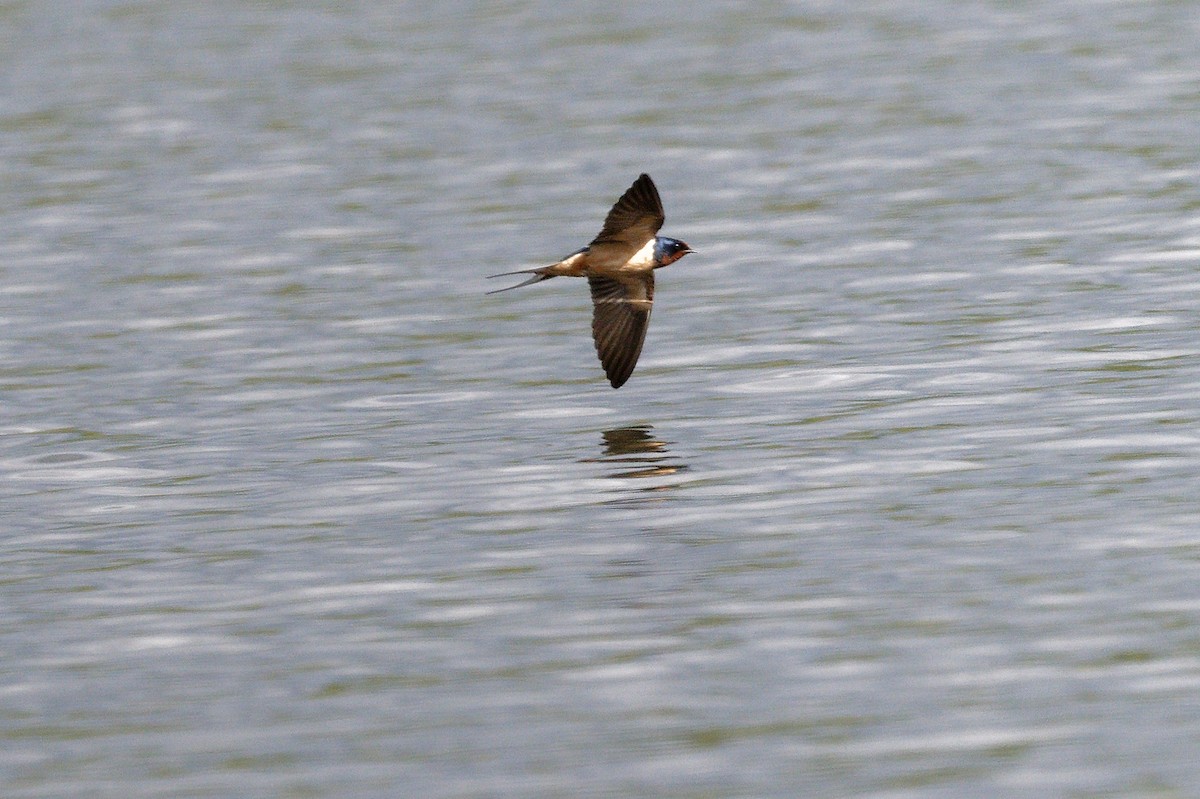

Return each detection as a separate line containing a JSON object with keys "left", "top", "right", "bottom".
{"left": 653, "top": 237, "right": 696, "bottom": 267}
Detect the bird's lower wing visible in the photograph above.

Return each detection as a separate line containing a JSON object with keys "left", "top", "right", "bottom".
{"left": 588, "top": 274, "right": 654, "bottom": 389}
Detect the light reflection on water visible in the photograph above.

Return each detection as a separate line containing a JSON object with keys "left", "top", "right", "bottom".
{"left": 2, "top": 1, "right": 1200, "bottom": 797}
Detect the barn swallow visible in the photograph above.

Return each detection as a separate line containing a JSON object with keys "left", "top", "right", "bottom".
{"left": 487, "top": 173, "right": 695, "bottom": 388}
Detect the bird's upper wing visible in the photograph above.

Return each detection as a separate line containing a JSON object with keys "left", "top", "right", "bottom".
{"left": 589, "top": 273, "right": 654, "bottom": 389}
{"left": 588, "top": 174, "right": 665, "bottom": 260}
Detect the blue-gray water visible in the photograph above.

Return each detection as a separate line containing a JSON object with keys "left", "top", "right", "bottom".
{"left": 3, "top": 2, "right": 1200, "bottom": 797}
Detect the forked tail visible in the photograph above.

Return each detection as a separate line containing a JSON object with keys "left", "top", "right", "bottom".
{"left": 486, "top": 268, "right": 554, "bottom": 294}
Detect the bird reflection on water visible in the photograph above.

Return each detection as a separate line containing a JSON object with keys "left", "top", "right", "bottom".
{"left": 586, "top": 424, "right": 687, "bottom": 483}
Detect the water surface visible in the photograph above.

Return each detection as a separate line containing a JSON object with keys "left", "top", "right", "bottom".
{"left": 3, "top": 2, "right": 1200, "bottom": 797}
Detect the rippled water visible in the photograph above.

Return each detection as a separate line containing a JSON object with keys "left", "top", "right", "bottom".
{"left": 3, "top": 2, "right": 1200, "bottom": 797}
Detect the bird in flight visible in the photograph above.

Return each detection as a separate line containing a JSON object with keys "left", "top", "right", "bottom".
{"left": 487, "top": 173, "right": 695, "bottom": 388}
